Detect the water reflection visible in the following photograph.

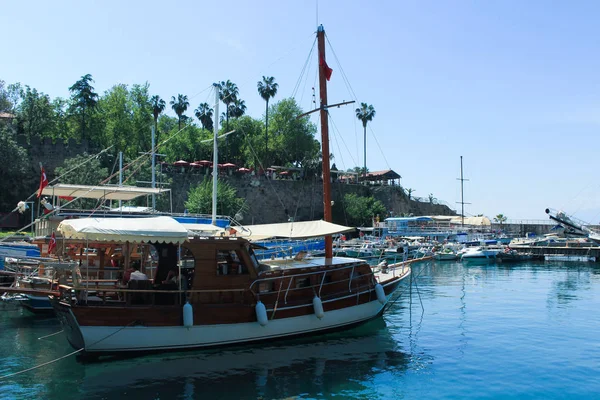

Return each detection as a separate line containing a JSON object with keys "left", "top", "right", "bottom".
{"left": 547, "top": 264, "right": 593, "bottom": 309}
{"left": 75, "top": 319, "right": 411, "bottom": 400}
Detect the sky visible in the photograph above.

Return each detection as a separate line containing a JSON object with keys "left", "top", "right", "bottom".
{"left": 2, "top": 0, "right": 600, "bottom": 223}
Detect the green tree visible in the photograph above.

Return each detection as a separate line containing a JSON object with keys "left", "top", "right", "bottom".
{"left": 170, "top": 94, "right": 189, "bottom": 130}
{"left": 0, "top": 126, "right": 29, "bottom": 210}
{"left": 215, "top": 80, "right": 238, "bottom": 131}
{"left": 257, "top": 76, "right": 278, "bottom": 155}
{"left": 355, "top": 103, "right": 376, "bottom": 177}
{"left": 50, "top": 97, "right": 70, "bottom": 140}
{"left": 229, "top": 98, "right": 246, "bottom": 119}
{"left": 224, "top": 115, "right": 264, "bottom": 166}
{"left": 100, "top": 84, "right": 132, "bottom": 155}
{"left": 342, "top": 193, "right": 386, "bottom": 227}
{"left": 194, "top": 102, "right": 213, "bottom": 131}
{"left": 16, "top": 86, "right": 54, "bottom": 142}
{"left": 405, "top": 188, "right": 415, "bottom": 201}
{"left": 68, "top": 74, "right": 99, "bottom": 140}
{"left": 185, "top": 179, "right": 245, "bottom": 217}
{"left": 428, "top": 193, "right": 436, "bottom": 204}
{"left": 267, "top": 98, "right": 319, "bottom": 167}
{"left": 130, "top": 83, "right": 153, "bottom": 154}
{"left": 151, "top": 95, "right": 166, "bottom": 143}
{"left": 0, "top": 80, "right": 14, "bottom": 112}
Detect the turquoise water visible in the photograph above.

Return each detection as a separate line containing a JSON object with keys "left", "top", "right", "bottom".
{"left": 2, "top": 261, "right": 600, "bottom": 399}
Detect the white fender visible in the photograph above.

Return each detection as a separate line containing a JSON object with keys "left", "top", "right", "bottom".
{"left": 183, "top": 301, "right": 193, "bottom": 327}
{"left": 313, "top": 296, "right": 325, "bottom": 319}
{"left": 375, "top": 283, "right": 386, "bottom": 304}
{"left": 255, "top": 301, "right": 268, "bottom": 326}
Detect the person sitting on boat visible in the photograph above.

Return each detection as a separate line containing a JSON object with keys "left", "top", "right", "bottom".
{"left": 163, "top": 269, "right": 178, "bottom": 284}
{"left": 128, "top": 261, "right": 148, "bottom": 281}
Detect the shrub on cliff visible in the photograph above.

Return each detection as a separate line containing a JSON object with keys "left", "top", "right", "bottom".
{"left": 185, "top": 179, "right": 246, "bottom": 217}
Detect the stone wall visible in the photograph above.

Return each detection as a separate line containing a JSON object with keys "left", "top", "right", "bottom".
{"left": 168, "top": 173, "right": 456, "bottom": 224}
{"left": 17, "top": 135, "right": 91, "bottom": 177}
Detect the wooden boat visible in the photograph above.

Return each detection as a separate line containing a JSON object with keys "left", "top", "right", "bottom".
{"left": 50, "top": 217, "right": 409, "bottom": 353}
{"left": 48, "top": 25, "right": 411, "bottom": 355}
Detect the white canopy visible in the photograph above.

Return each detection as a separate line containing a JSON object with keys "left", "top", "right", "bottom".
{"left": 232, "top": 220, "right": 354, "bottom": 241}
{"left": 57, "top": 217, "right": 189, "bottom": 244}
{"left": 42, "top": 184, "right": 169, "bottom": 201}
{"left": 183, "top": 223, "right": 226, "bottom": 235}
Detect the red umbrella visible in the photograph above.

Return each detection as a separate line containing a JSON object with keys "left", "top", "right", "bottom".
{"left": 237, "top": 167, "right": 251, "bottom": 173}
{"left": 189, "top": 162, "right": 202, "bottom": 168}
{"left": 222, "top": 163, "right": 237, "bottom": 168}
{"left": 196, "top": 160, "right": 212, "bottom": 166}
{"left": 173, "top": 160, "right": 189, "bottom": 166}
{"left": 279, "top": 171, "right": 289, "bottom": 175}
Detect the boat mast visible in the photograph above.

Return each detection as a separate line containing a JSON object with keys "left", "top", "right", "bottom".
{"left": 460, "top": 156, "right": 464, "bottom": 227}
{"left": 317, "top": 25, "right": 333, "bottom": 259}
{"left": 212, "top": 87, "right": 219, "bottom": 225}
{"left": 456, "top": 156, "right": 470, "bottom": 228}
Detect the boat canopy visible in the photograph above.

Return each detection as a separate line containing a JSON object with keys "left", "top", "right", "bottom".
{"left": 232, "top": 220, "right": 354, "bottom": 240}
{"left": 41, "top": 184, "right": 169, "bottom": 201}
{"left": 57, "top": 217, "right": 189, "bottom": 244}
{"left": 183, "top": 223, "right": 226, "bottom": 235}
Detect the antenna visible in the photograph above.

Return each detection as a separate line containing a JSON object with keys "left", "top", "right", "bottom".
{"left": 456, "top": 155, "right": 471, "bottom": 227}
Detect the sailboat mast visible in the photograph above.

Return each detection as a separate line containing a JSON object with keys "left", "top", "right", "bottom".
{"left": 460, "top": 156, "right": 464, "bottom": 227}
{"left": 212, "top": 87, "right": 219, "bottom": 225}
{"left": 317, "top": 25, "right": 333, "bottom": 259}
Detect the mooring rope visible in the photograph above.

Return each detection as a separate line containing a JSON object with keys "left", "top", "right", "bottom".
{"left": 0, "top": 320, "right": 137, "bottom": 380}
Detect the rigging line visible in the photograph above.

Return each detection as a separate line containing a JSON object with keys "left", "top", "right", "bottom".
{"left": 325, "top": 35, "right": 360, "bottom": 102}
{"left": 368, "top": 125, "right": 392, "bottom": 171}
{"left": 291, "top": 38, "right": 317, "bottom": 98}
{"left": 299, "top": 41, "right": 317, "bottom": 108}
{"left": 186, "top": 84, "right": 214, "bottom": 104}
{"left": 328, "top": 113, "right": 360, "bottom": 168}
{"left": 228, "top": 31, "right": 318, "bottom": 105}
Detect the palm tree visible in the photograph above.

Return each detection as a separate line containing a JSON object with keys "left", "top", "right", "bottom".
{"left": 229, "top": 98, "right": 246, "bottom": 118}
{"left": 494, "top": 214, "right": 507, "bottom": 230}
{"left": 428, "top": 193, "right": 436, "bottom": 204}
{"left": 406, "top": 188, "right": 415, "bottom": 201}
{"left": 194, "top": 102, "right": 213, "bottom": 131}
{"left": 214, "top": 80, "right": 238, "bottom": 131}
{"left": 170, "top": 94, "right": 189, "bottom": 130}
{"left": 151, "top": 95, "right": 166, "bottom": 141}
{"left": 355, "top": 103, "right": 376, "bottom": 177}
{"left": 257, "top": 76, "right": 278, "bottom": 154}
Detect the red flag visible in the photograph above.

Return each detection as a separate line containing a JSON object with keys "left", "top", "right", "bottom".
{"left": 59, "top": 196, "right": 75, "bottom": 201}
{"left": 37, "top": 167, "right": 49, "bottom": 198}
{"left": 319, "top": 56, "right": 333, "bottom": 81}
{"left": 48, "top": 232, "right": 57, "bottom": 254}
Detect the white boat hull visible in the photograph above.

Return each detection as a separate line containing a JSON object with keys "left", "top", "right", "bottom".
{"left": 58, "top": 295, "right": 393, "bottom": 353}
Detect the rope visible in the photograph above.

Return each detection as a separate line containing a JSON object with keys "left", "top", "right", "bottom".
{"left": 0, "top": 348, "right": 84, "bottom": 379}
{"left": 0, "top": 320, "right": 138, "bottom": 380}
{"left": 37, "top": 330, "right": 63, "bottom": 340}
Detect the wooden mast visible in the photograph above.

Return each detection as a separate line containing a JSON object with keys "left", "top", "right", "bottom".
{"left": 317, "top": 24, "right": 333, "bottom": 259}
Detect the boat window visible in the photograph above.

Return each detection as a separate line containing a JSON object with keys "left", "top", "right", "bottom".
{"left": 247, "top": 245, "right": 260, "bottom": 269}
{"left": 216, "top": 249, "right": 249, "bottom": 276}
